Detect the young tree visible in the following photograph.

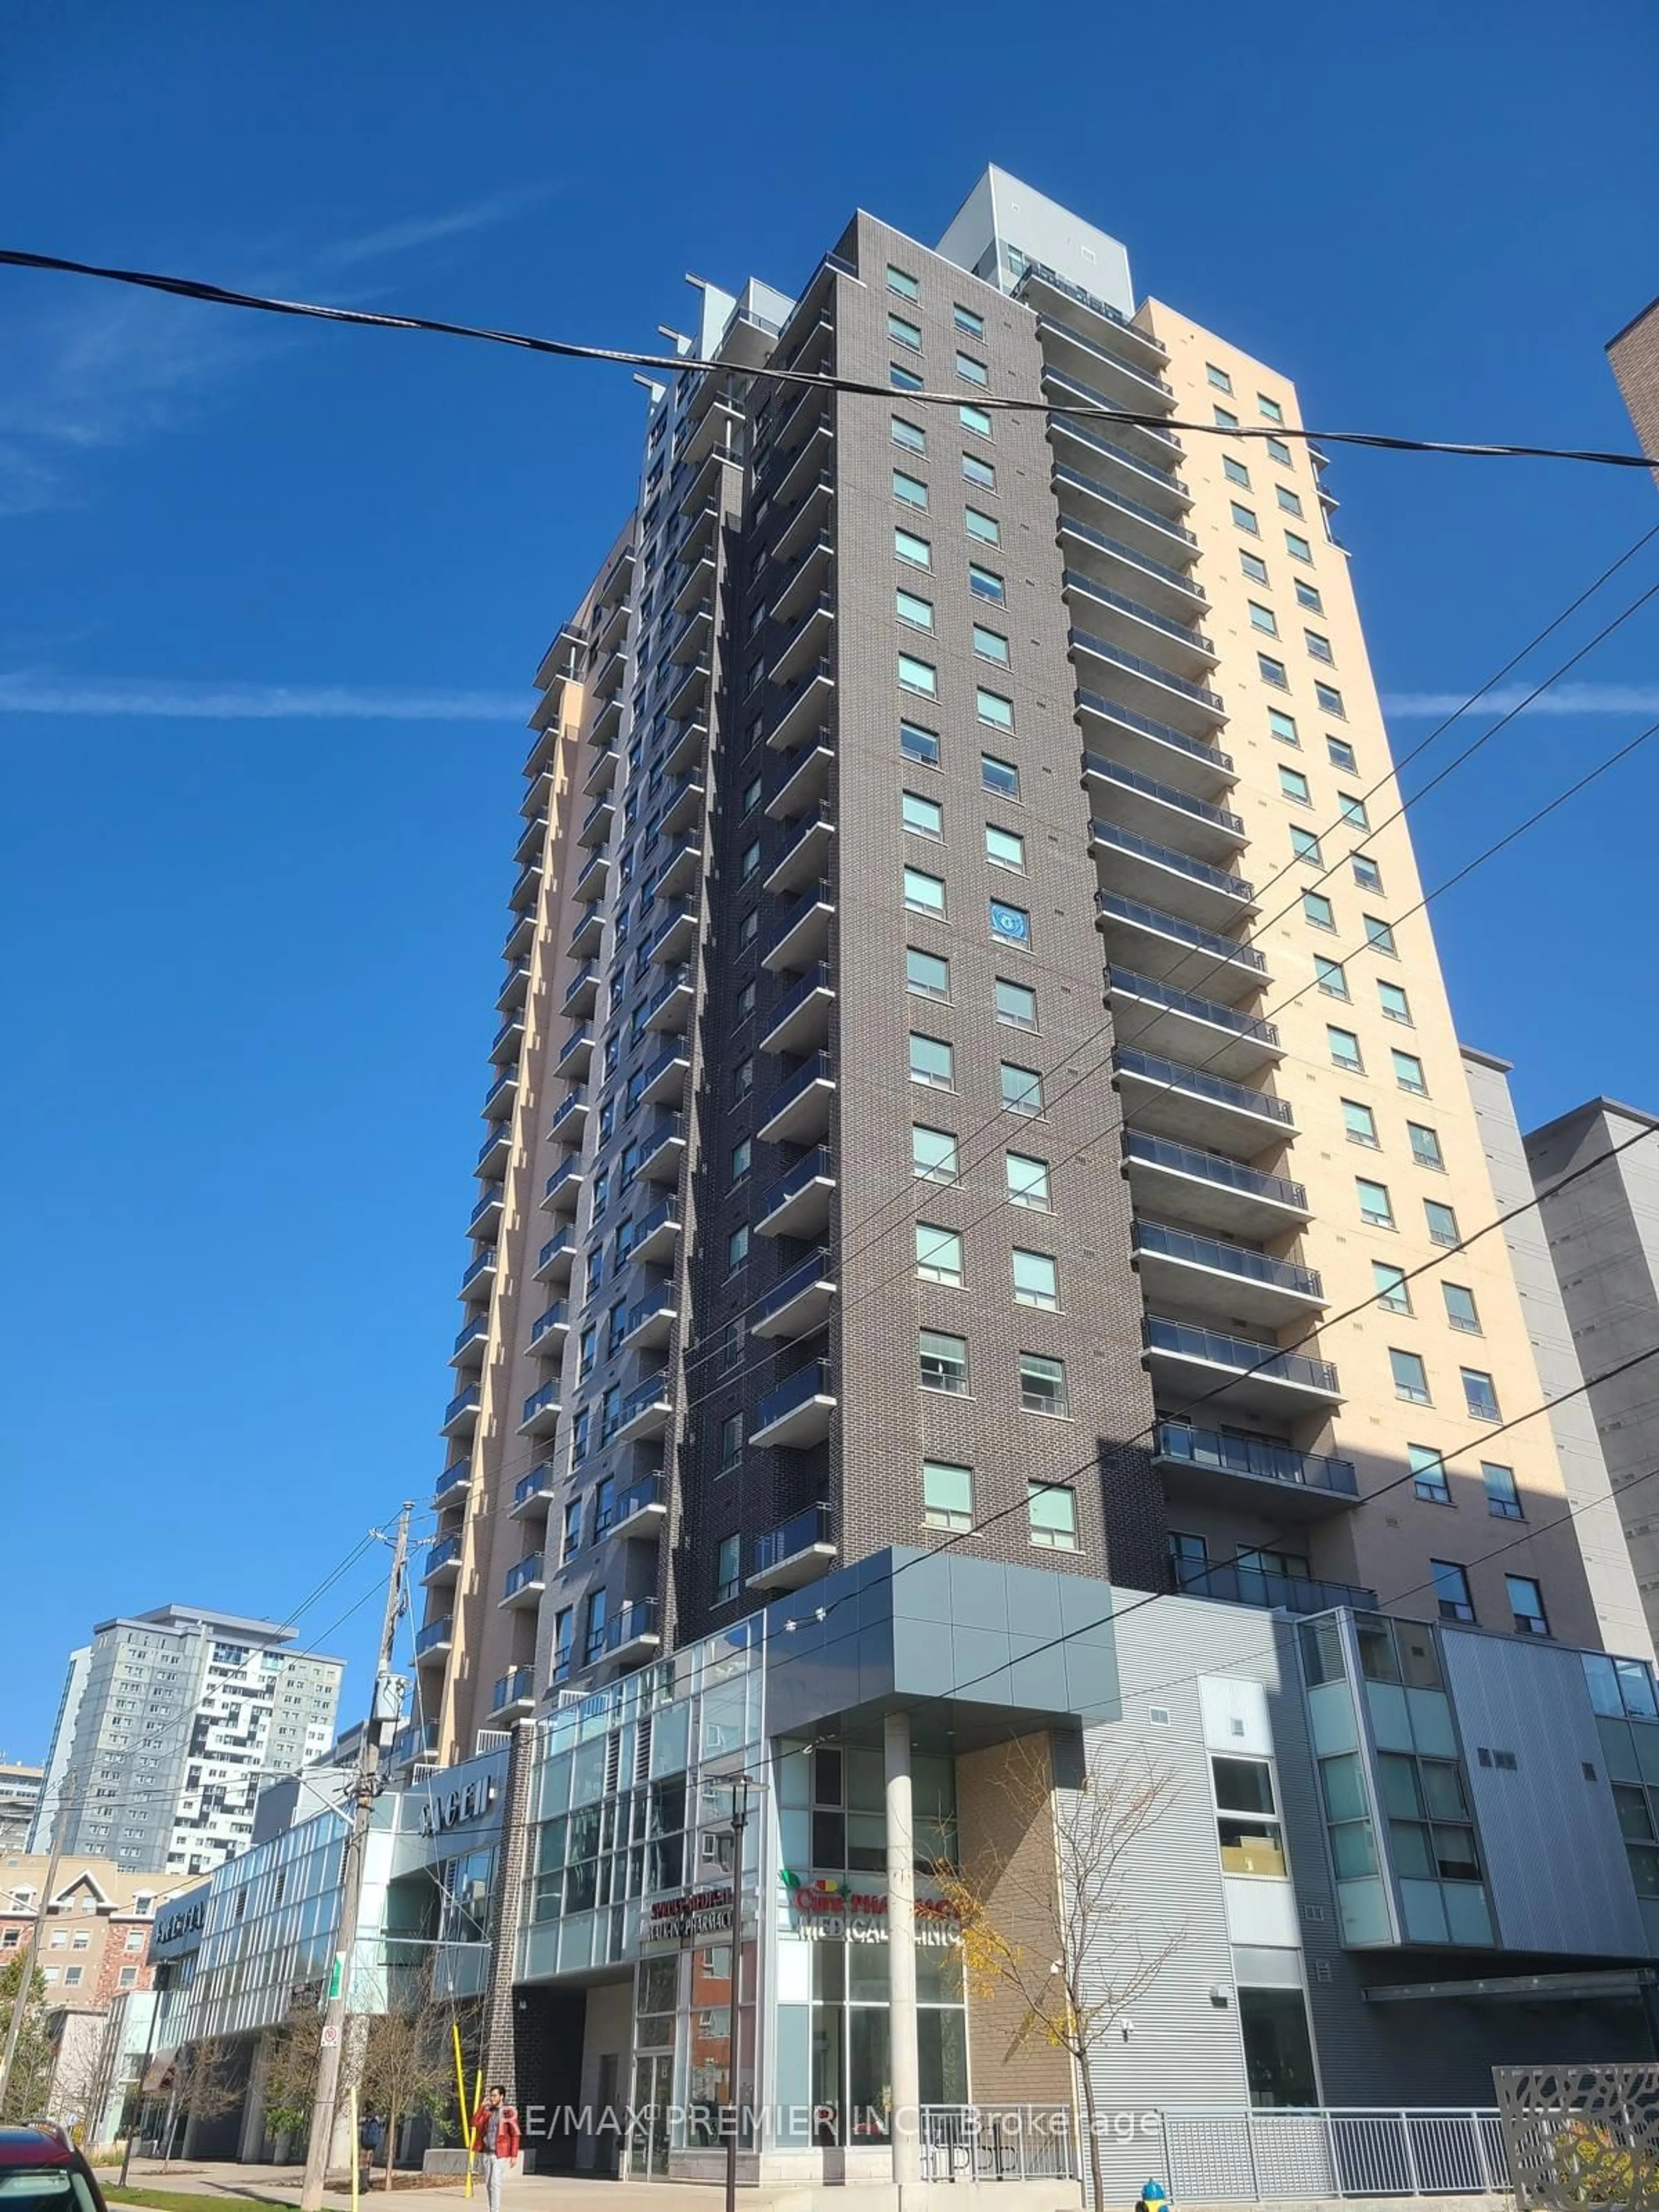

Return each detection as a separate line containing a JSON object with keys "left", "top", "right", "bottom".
{"left": 159, "top": 2038, "right": 240, "bottom": 2170}
{"left": 937, "top": 1732, "right": 1184, "bottom": 2212}
{"left": 261, "top": 2007, "right": 324, "bottom": 2155}
{"left": 0, "top": 1948, "right": 54, "bottom": 2123}
{"left": 356, "top": 1969, "right": 475, "bottom": 2189}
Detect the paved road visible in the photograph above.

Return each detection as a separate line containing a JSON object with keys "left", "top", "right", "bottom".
{"left": 118, "top": 2159, "right": 738, "bottom": 2212}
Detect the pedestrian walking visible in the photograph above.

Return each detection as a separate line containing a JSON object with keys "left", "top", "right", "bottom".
{"left": 470, "top": 2084, "right": 521, "bottom": 2212}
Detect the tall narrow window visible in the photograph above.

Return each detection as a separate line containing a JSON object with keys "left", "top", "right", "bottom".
{"left": 923, "top": 1459, "right": 974, "bottom": 1532}
{"left": 916, "top": 1223, "right": 964, "bottom": 1286}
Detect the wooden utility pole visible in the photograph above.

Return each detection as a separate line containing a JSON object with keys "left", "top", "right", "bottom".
{"left": 0, "top": 1770, "right": 78, "bottom": 2120}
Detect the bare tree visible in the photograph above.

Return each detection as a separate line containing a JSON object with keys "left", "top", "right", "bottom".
{"left": 937, "top": 1732, "right": 1183, "bottom": 2212}
{"left": 159, "top": 2038, "right": 240, "bottom": 2170}
{"left": 356, "top": 1967, "right": 474, "bottom": 2189}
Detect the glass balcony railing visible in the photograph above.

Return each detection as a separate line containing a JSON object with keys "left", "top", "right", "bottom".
{"left": 1069, "top": 627, "right": 1224, "bottom": 711}
{"left": 1134, "top": 1221, "right": 1321, "bottom": 1300}
{"left": 1109, "top": 966, "right": 1279, "bottom": 1046}
{"left": 622, "top": 1373, "right": 672, "bottom": 1426}
{"left": 504, "top": 1554, "right": 545, "bottom": 1600}
{"left": 613, "top": 1472, "right": 666, "bottom": 1530}
{"left": 452, "top": 1314, "right": 489, "bottom": 1357}
{"left": 635, "top": 1112, "right": 686, "bottom": 1172}
{"left": 467, "top": 1182, "right": 505, "bottom": 1230}
{"left": 1033, "top": 308, "right": 1175, "bottom": 397}
{"left": 1058, "top": 510, "right": 1205, "bottom": 600}
{"left": 529, "top": 1302, "right": 568, "bottom": 1351}
{"left": 543, "top": 1157, "right": 584, "bottom": 1205}
{"left": 1145, "top": 1314, "right": 1338, "bottom": 1395}
{"left": 764, "top": 963, "right": 834, "bottom": 1036}
{"left": 492, "top": 1666, "right": 535, "bottom": 1713}
{"left": 1098, "top": 893, "right": 1264, "bottom": 972}
{"left": 1052, "top": 460, "right": 1198, "bottom": 548}
{"left": 754, "top": 1502, "right": 833, "bottom": 1576}
{"left": 1155, "top": 1420, "right": 1357, "bottom": 1498}
{"left": 1081, "top": 706, "right": 1231, "bottom": 777}
{"left": 625, "top": 1289, "right": 677, "bottom": 1338}
{"left": 1017, "top": 260, "right": 1169, "bottom": 359}
{"left": 537, "top": 1230, "right": 575, "bottom": 1272}
{"left": 521, "top": 1380, "right": 561, "bottom": 1425}
{"left": 1062, "top": 572, "right": 1211, "bottom": 654}
{"left": 1175, "top": 1560, "right": 1376, "bottom": 1614}
{"left": 602, "top": 1597, "right": 659, "bottom": 1655}
{"left": 1041, "top": 373, "right": 1187, "bottom": 493}
{"left": 762, "top": 1052, "right": 834, "bottom": 1126}
{"left": 768, "top": 656, "right": 835, "bottom": 741}
{"left": 477, "top": 1121, "right": 512, "bottom": 1166}
{"left": 414, "top": 1616, "right": 454, "bottom": 1658}
{"left": 757, "top": 1247, "right": 834, "bottom": 1328}
{"left": 757, "top": 1360, "right": 834, "bottom": 1433}
{"left": 1091, "top": 820, "right": 1254, "bottom": 903}
{"left": 760, "top": 1147, "right": 833, "bottom": 1220}
{"left": 1085, "top": 758, "right": 1242, "bottom": 834}
{"left": 460, "top": 1248, "right": 496, "bottom": 1293}
{"left": 442, "top": 1386, "right": 480, "bottom": 1426}
{"left": 514, "top": 1466, "right": 554, "bottom": 1512}
{"left": 1112, "top": 1047, "right": 1293, "bottom": 1127}
{"left": 550, "top": 1087, "right": 587, "bottom": 1134}
{"left": 435, "top": 1459, "right": 469, "bottom": 1500}
{"left": 1125, "top": 1128, "right": 1307, "bottom": 1211}
{"left": 424, "top": 1533, "right": 462, "bottom": 1577}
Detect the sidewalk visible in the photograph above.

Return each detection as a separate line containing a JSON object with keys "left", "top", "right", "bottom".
{"left": 116, "top": 2159, "right": 741, "bottom": 2212}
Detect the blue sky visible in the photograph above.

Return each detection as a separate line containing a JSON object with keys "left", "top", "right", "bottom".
{"left": 2, "top": 0, "right": 1656, "bottom": 1758}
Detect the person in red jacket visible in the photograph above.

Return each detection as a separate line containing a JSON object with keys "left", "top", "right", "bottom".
{"left": 471, "top": 2086, "right": 521, "bottom": 2212}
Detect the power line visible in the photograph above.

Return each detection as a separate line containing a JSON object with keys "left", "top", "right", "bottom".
{"left": 3, "top": 245, "right": 1657, "bottom": 474}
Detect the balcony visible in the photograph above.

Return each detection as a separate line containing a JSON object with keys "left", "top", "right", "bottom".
{"left": 1132, "top": 1220, "right": 1324, "bottom": 1330}
{"left": 1017, "top": 261, "right": 1169, "bottom": 367}
{"left": 423, "top": 1532, "right": 463, "bottom": 1587}
{"left": 1042, "top": 370, "right": 1191, "bottom": 511}
{"left": 753, "top": 1247, "right": 836, "bottom": 1340}
{"left": 773, "top": 468, "right": 835, "bottom": 564}
{"left": 1069, "top": 627, "right": 1225, "bottom": 744}
{"left": 435, "top": 1457, "right": 470, "bottom": 1505}
{"left": 590, "top": 689, "right": 623, "bottom": 747}
{"left": 1090, "top": 817, "right": 1256, "bottom": 931}
{"left": 1112, "top": 1046, "right": 1295, "bottom": 1155}
{"left": 1085, "top": 760, "right": 1243, "bottom": 864}
{"left": 759, "top": 1052, "right": 836, "bottom": 1145}
{"left": 1062, "top": 571, "right": 1214, "bottom": 676}
{"left": 556, "top": 1025, "right": 594, "bottom": 1078}
{"left": 1055, "top": 508, "right": 1205, "bottom": 620}
{"left": 529, "top": 1301, "right": 569, "bottom": 1359}
{"left": 578, "top": 793, "right": 615, "bottom": 853}
{"left": 651, "top": 834, "right": 702, "bottom": 902}
{"left": 599, "top": 1598, "right": 661, "bottom": 1667}
{"left": 639, "top": 1042, "right": 690, "bottom": 1108}
{"left": 414, "top": 1615, "right": 454, "bottom": 1661}
{"left": 669, "top": 596, "right": 713, "bottom": 667}
{"left": 763, "top": 879, "right": 835, "bottom": 973}
{"left": 550, "top": 1086, "right": 588, "bottom": 1142}
{"left": 747, "top": 1503, "right": 836, "bottom": 1593}
{"left": 663, "top": 713, "right": 709, "bottom": 778}
{"left": 618, "top": 1372, "right": 674, "bottom": 1441}
{"left": 450, "top": 1313, "right": 489, "bottom": 1370}
{"left": 476, "top": 1121, "right": 512, "bottom": 1178}
{"left": 635, "top": 1112, "right": 686, "bottom": 1185}
{"left": 769, "top": 593, "right": 836, "bottom": 690}
{"left": 1175, "top": 1560, "right": 1376, "bottom": 1617}
{"left": 673, "top": 548, "right": 716, "bottom": 619}
{"left": 1107, "top": 965, "right": 1281, "bottom": 1080}
{"left": 563, "top": 964, "right": 599, "bottom": 1018}
{"left": 441, "top": 1386, "right": 481, "bottom": 1439}
{"left": 610, "top": 1473, "right": 668, "bottom": 1541}
{"left": 1050, "top": 456, "right": 1198, "bottom": 567}
{"left": 481, "top": 1065, "right": 518, "bottom": 1118}
{"left": 666, "top": 652, "right": 711, "bottom": 723}
{"left": 768, "top": 657, "right": 836, "bottom": 753}
{"left": 761, "top": 963, "right": 835, "bottom": 1057}
{"left": 758, "top": 1147, "right": 836, "bottom": 1240}
{"left": 535, "top": 1229, "right": 576, "bottom": 1285}
{"left": 496, "top": 960, "right": 531, "bottom": 1014}
{"left": 675, "top": 500, "right": 719, "bottom": 566}
{"left": 649, "top": 899, "right": 698, "bottom": 966}
{"left": 753, "top": 1360, "right": 836, "bottom": 1449}
{"left": 631, "top": 1197, "right": 683, "bottom": 1265}
{"left": 518, "top": 1379, "right": 563, "bottom": 1437}
{"left": 765, "top": 802, "right": 836, "bottom": 896}
{"left": 661, "top": 771, "right": 705, "bottom": 836}
{"left": 502, "top": 908, "right": 534, "bottom": 963}
{"left": 768, "top": 739, "right": 834, "bottom": 822}
{"left": 1143, "top": 1313, "right": 1342, "bottom": 1415}
{"left": 568, "top": 906, "right": 604, "bottom": 961}
{"left": 1097, "top": 893, "right": 1267, "bottom": 1000}
{"left": 574, "top": 849, "right": 610, "bottom": 904}
{"left": 645, "top": 965, "right": 695, "bottom": 1036}
{"left": 1124, "top": 1129, "right": 1311, "bottom": 1240}
{"left": 769, "top": 530, "right": 834, "bottom": 629}
{"left": 1078, "top": 703, "right": 1233, "bottom": 803}
{"left": 502, "top": 1553, "right": 547, "bottom": 1609}
{"left": 622, "top": 1287, "right": 678, "bottom": 1352}
{"left": 509, "top": 861, "right": 543, "bottom": 915}
{"left": 511, "top": 1465, "right": 556, "bottom": 1520}
{"left": 772, "top": 420, "right": 835, "bottom": 511}
{"left": 1154, "top": 1420, "right": 1358, "bottom": 1521}
{"left": 582, "top": 744, "right": 619, "bottom": 799}
{"left": 515, "top": 812, "right": 549, "bottom": 867}
{"left": 768, "top": 378, "right": 831, "bottom": 464}
{"left": 542, "top": 1155, "right": 585, "bottom": 1216}
{"left": 484, "top": 1018, "right": 518, "bottom": 1074}
{"left": 489, "top": 1666, "right": 537, "bottom": 1719}
{"left": 459, "top": 1246, "right": 497, "bottom": 1298}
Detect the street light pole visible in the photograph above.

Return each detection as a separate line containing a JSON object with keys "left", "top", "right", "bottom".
{"left": 724, "top": 1775, "right": 756, "bottom": 2212}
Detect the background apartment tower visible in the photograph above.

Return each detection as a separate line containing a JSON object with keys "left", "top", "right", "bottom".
{"left": 0, "top": 1760, "right": 44, "bottom": 1853}
{"left": 415, "top": 168, "right": 1618, "bottom": 1765}
{"left": 33, "top": 1605, "right": 343, "bottom": 1876}
{"left": 1608, "top": 296, "right": 1659, "bottom": 477}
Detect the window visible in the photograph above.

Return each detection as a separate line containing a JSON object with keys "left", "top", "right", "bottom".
{"left": 741, "top": 773, "right": 762, "bottom": 815}
{"left": 1328, "top": 1024, "right": 1363, "bottom": 1071}
{"left": 1258, "top": 653, "right": 1289, "bottom": 689}
{"left": 995, "top": 977, "right": 1038, "bottom": 1030}
{"left": 1347, "top": 850, "right": 1383, "bottom": 893}
{"left": 727, "top": 1223, "right": 750, "bottom": 1271}
{"left": 64, "top": 1967, "right": 83, "bottom": 1988}
{"left": 909, "top": 1032, "right": 955, "bottom": 1089}
{"left": 1259, "top": 393, "right": 1285, "bottom": 424}
{"left": 1001, "top": 1062, "right": 1043, "bottom": 1116}
{"left": 1005, "top": 1150, "right": 1051, "bottom": 1209}
{"left": 1268, "top": 706, "right": 1299, "bottom": 746}
{"left": 1215, "top": 404, "right": 1240, "bottom": 429}
{"left": 1507, "top": 1574, "right": 1550, "bottom": 1637}
{"left": 916, "top": 1223, "right": 964, "bottom": 1286}
{"left": 962, "top": 451, "right": 996, "bottom": 491}
{"left": 953, "top": 302, "right": 985, "bottom": 337}
{"left": 985, "top": 823, "right": 1025, "bottom": 871}
{"left": 1231, "top": 501, "right": 1259, "bottom": 535}
{"left": 1020, "top": 1352, "right": 1068, "bottom": 1416}
{"left": 715, "top": 1534, "right": 741, "bottom": 1605}
{"left": 1241, "top": 550, "right": 1269, "bottom": 584}
{"left": 969, "top": 562, "right": 1005, "bottom": 604}
{"left": 894, "top": 526, "right": 931, "bottom": 569}
{"left": 1279, "top": 765, "right": 1311, "bottom": 805}
{"left": 976, "top": 686, "right": 1014, "bottom": 731}
{"left": 888, "top": 311, "right": 922, "bottom": 350}
{"left": 1285, "top": 529, "right": 1313, "bottom": 563}
{"left": 719, "top": 1412, "right": 744, "bottom": 1472}
{"left": 561, "top": 1497, "right": 582, "bottom": 1564}
{"left": 737, "top": 909, "right": 759, "bottom": 950}
{"left": 1373, "top": 1261, "right": 1411, "bottom": 1314}
{"left": 1342, "top": 1098, "right": 1379, "bottom": 1148}
{"left": 1267, "top": 435, "right": 1294, "bottom": 467}
{"left": 891, "top": 414, "right": 927, "bottom": 454}
{"left": 1249, "top": 600, "right": 1278, "bottom": 636}
{"left": 731, "top": 1136, "right": 752, "bottom": 1184}
{"left": 1483, "top": 1463, "right": 1522, "bottom": 1521}
{"left": 1303, "top": 889, "right": 1337, "bottom": 932}
{"left": 1357, "top": 1177, "right": 1395, "bottom": 1228}
{"left": 1425, "top": 1198, "right": 1460, "bottom": 1249}
{"left": 1315, "top": 681, "right": 1346, "bottom": 719}
{"left": 920, "top": 1329, "right": 969, "bottom": 1395}
{"left": 1408, "top": 1122, "right": 1444, "bottom": 1172}
{"left": 1028, "top": 1481, "right": 1078, "bottom": 1550}
{"left": 1365, "top": 915, "right": 1398, "bottom": 957}
{"left": 981, "top": 751, "right": 1019, "bottom": 798}
{"left": 903, "top": 865, "right": 945, "bottom": 915}
{"left": 1462, "top": 1368, "right": 1500, "bottom": 1422}
{"left": 893, "top": 469, "right": 928, "bottom": 510}
{"left": 739, "top": 836, "right": 761, "bottom": 881}
{"left": 1443, "top": 1282, "right": 1481, "bottom": 1335}
{"left": 1291, "top": 826, "right": 1323, "bottom": 866}
{"left": 1319, "top": 735, "right": 1356, "bottom": 774}
{"left": 1208, "top": 364, "right": 1234, "bottom": 393}
{"left": 973, "top": 622, "right": 1010, "bottom": 666}
{"left": 901, "top": 719, "right": 940, "bottom": 768}
{"left": 1012, "top": 1248, "right": 1059, "bottom": 1309}
{"left": 1294, "top": 578, "right": 1323, "bottom": 613}
{"left": 737, "top": 980, "right": 755, "bottom": 1023}
{"left": 1305, "top": 629, "right": 1334, "bottom": 664}
{"left": 907, "top": 946, "right": 950, "bottom": 1000}
{"left": 960, "top": 402, "right": 992, "bottom": 440}
{"left": 965, "top": 505, "right": 1001, "bottom": 545}
{"left": 1375, "top": 982, "right": 1412, "bottom": 1030}
{"left": 1316, "top": 956, "right": 1350, "bottom": 1000}
{"left": 902, "top": 787, "right": 943, "bottom": 836}
{"left": 1225, "top": 455, "right": 1252, "bottom": 488}
{"left": 1407, "top": 1443, "right": 1450, "bottom": 1504}
{"left": 1392, "top": 1049, "right": 1427, "bottom": 1095}
{"left": 887, "top": 264, "right": 920, "bottom": 301}
{"left": 1391, "top": 1348, "right": 1431, "bottom": 1405}
{"left": 912, "top": 1125, "right": 960, "bottom": 1183}
{"left": 1276, "top": 484, "right": 1304, "bottom": 516}
{"left": 118, "top": 1966, "right": 138, "bottom": 1987}
{"left": 890, "top": 360, "right": 923, "bottom": 391}
{"left": 990, "top": 898, "right": 1030, "bottom": 947}
{"left": 1214, "top": 1756, "right": 1287, "bottom": 1878}
{"left": 955, "top": 350, "right": 989, "bottom": 386}
{"left": 923, "top": 1459, "right": 974, "bottom": 1532}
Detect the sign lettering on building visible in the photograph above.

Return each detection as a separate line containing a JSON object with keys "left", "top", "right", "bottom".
{"left": 780, "top": 1872, "right": 960, "bottom": 1945}
{"left": 154, "top": 1898, "right": 206, "bottom": 1948}
{"left": 643, "top": 1885, "right": 734, "bottom": 1946}
{"left": 418, "top": 1775, "right": 497, "bottom": 1837}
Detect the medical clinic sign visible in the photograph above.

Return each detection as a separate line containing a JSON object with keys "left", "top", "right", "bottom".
{"left": 781, "top": 1872, "right": 960, "bottom": 1945}
{"left": 644, "top": 1885, "right": 734, "bottom": 1945}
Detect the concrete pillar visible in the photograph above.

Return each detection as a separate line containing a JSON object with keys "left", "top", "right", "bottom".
{"left": 481, "top": 1719, "right": 540, "bottom": 2109}
{"left": 238, "top": 2029, "right": 272, "bottom": 2162}
{"left": 884, "top": 1709, "right": 922, "bottom": 2192}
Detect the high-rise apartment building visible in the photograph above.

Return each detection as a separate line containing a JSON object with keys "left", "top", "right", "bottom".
{"left": 1608, "top": 295, "right": 1659, "bottom": 477}
{"left": 33, "top": 1605, "right": 343, "bottom": 1876}
{"left": 415, "top": 166, "right": 1613, "bottom": 1767}
{"left": 0, "top": 1761, "right": 44, "bottom": 1853}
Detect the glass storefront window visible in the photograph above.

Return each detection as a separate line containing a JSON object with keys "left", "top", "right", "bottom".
{"left": 1238, "top": 1986, "right": 1318, "bottom": 2107}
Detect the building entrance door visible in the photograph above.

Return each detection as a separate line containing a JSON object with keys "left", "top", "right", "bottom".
{"left": 629, "top": 2053, "right": 674, "bottom": 2179}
